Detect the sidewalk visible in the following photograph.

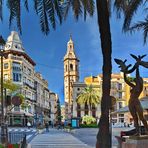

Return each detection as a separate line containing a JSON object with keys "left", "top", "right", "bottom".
{"left": 28, "top": 128, "right": 93, "bottom": 148}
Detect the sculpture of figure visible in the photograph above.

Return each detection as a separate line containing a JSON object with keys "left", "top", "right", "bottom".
{"left": 115, "top": 54, "right": 148, "bottom": 135}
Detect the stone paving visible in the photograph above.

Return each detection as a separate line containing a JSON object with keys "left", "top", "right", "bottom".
{"left": 28, "top": 128, "right": 93, "bottom": 148}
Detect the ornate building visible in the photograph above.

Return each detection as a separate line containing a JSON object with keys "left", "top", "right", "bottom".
{"left": 0, "top": 31, "right": 53, "bottom": 126}
{"left": 63, "top": 36, "right": 79, "bottom": 118}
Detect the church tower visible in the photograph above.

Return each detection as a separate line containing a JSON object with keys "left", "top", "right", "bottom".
{"left": 64, "top": 35, "right": 79, "bottom": 118}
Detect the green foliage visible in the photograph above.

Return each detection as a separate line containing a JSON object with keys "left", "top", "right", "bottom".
{"left": 3, "top": 80, "right": 20, "bottom": 93}
{"left": 56, "top": 98, "right": 62, "bottom": 121}
{"left": 82, "top": 115, "right": 96, "bottom": 125}
{"left": 80, "top": 123, "right": 98, "bottom": 128}
{"left": 76, "top": 85, "right": 101, "bottom": 107}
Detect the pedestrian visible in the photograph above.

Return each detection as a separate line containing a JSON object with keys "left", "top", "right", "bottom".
{"left": 27, "top": 121, "right": 31, "bottom": 129}
{"left": 45, "top": 122, "right": 49, "bottom": 132}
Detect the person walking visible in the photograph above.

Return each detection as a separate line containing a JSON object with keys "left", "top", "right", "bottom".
{"left": 27, "top": 121, "right": 31, "bottom": 129}
{"left": 45, "top": 122, "right": 49, "bottom": 132}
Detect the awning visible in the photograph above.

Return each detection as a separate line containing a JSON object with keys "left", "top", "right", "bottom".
{"left": 8, "top": 111, "right": 25, "bottom": 115}
{"left": 8, "top": 111, "right": 34, "bottom": 117}
{"left": 112, "top": 96, "right": 148, "bottom": 114}
{"left": 25, "top": 112, "right": 34, "bottom": 117}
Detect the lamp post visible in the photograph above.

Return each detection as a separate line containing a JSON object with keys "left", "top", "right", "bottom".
{"left": 0, "top": 35, "right": 7, "bottom": 146}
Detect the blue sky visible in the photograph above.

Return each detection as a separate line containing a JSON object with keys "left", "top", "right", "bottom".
{"left": 0, "top": 4, "right": 147, "bottom": 104}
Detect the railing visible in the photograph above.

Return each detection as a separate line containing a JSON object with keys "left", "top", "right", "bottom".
{"left": 0, "top": 132, "right": 27, "bottom": 148}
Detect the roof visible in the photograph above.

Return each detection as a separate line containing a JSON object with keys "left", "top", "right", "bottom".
{"left": 4, "top": 50, "right": 36, "bottom": 66}
{"left": 113, "top": 96, "right": 148, "bottom": 114}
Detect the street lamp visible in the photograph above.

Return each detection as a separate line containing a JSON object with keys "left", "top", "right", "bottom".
{"left": 0, "top": 35, "right": 7, "bottom": 146}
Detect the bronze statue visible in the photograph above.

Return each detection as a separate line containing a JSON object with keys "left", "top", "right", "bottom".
{"left": 115, "top": 54, "right": 148, "bottom": 135}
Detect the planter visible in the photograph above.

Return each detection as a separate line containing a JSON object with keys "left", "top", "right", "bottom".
{"left": 122, "top": 135, "right": 148, "bottom": 148}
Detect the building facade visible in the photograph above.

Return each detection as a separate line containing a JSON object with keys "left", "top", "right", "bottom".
{"left": 50, "top": 92, "right": 59, "bottom": 126}
{"left": 72, "top": 82, "right": 101, "bottom": 119}
{"left": 71, "top": 72, "right": 148, "bottom": 124}
{"left": 0, "top": 31, "right": 54, "bottom": 126}
{"left": 34, "top": 72, "right": 50, "bottom": 126}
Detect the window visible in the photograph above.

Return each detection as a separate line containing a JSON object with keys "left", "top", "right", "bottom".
{"left": 92, "top": 111, "right": 96, "bottom": 118}
{"left": 85, "top": 110, "right": 88, "bottom": 115}
{"left": 28, "top": 68, "right": 31, "bottom": 75}
{"left": 119, "top": 92, "right": 122, "bottom": 99}
{"left": 12, "top": 62, "right": 21, "bottom": 72}
{"left": 13, "top": 73, "right": 21, "bottom": 82}
{"left": 4, "top": 74, "right": 8, "bottom": 80}
{"left": 65, "top": 65, "right": 67, "bottom": 72}
{"left": 4, "top": 63, "right": 8, "bottom": 69}
{"left": 75, "top": 65, "right": 78, "bottom": 71}
{"left": 77, "top": 103, "right": 81, "bottom": 109}
{"left": 118, "top": 83, "right": 122, "bottom": 90}
{"left": 77, "top": 111, "right": 81, "bottom": 117}
{"left": 119, "top": 102, "right": 123, "bottom": 109}
{"left": 70, "top": 64, "right": 73, "bottom": 71}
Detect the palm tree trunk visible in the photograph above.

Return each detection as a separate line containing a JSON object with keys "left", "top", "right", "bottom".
{"left": 96, "top": 0, "right": 112, "bottom": 148}
{"left": 89, "top": 105, "right": 91, "bottom": 116}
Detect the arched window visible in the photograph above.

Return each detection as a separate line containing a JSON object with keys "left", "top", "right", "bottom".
{"left": 75, "top": 65, "right": 78, "bottom": 71}
{"left": 70, "top": 64, "right": 73, "bottom": 71}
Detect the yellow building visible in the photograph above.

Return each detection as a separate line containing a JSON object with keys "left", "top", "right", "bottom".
{"left": 84, "top": 72, "right": 148, "bottom": 123}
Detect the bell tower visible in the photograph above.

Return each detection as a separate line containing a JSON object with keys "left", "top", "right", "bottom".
{"left": 64, "top": 35, "right": 79, "bottom": 118}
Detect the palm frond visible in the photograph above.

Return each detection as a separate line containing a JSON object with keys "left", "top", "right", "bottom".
{"left": 34, "top": 0, "right": 49, "bottom": 34}
{"left": 0, "top": 0, "right": 3, "bottom": 21}
{"left": 34, "top": 0, "right": 40, "bottom": 14}
{"left": 45, "top": 0, "right": 56, "bottom": 30}
{"left": 114, "top": 0, "right": 131, "bottom": 18}
{"left": 62, "top": 0, "right": 71, "bottom": 20}
{"left": 76, "top": 85, "right": 100, "bottom": 106}
{"left": 72, "top": 0, "right": 82, "bottom": 20}
{"left": 123, "top": 0, "right": 143, "bottom": 31}
{"left": 54, "top": 0, "right": 63, "bottom": 24}
{"left": 80, "top": 0, "right": 94, "bottom": 20}
{"left": 34, "top": 0, "right": 63, "bottom": 35}
{"left": 7, "top": 0, "right": 22, "bottom": 34}
{"left": 129, "top": 17, "right": 148, "bottom": 44}
{"left": 24, "top": 0, "right": 29, "bottom": 11}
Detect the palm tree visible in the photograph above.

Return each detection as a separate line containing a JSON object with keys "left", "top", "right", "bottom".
{"left": 76, "top": 85, "right": 100, "bottom": 116}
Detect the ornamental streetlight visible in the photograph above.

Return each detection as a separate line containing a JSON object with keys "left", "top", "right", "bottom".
{"left": 0, "top": 35, "right": 8, "bottom": 146}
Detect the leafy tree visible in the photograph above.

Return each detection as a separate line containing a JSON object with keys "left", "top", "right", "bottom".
{"left": 56, "top": 98, "right": 62, "bottom": 123}
{"left": 82, "top": 115, "right": 96, "bottom": 125}
{"left": 2, "top": 80, "right": 26, "bottom": 110}
{"left": 76, "top": 85, "right": 100, "bottom": 116}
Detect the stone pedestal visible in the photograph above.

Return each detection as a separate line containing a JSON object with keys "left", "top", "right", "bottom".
{"left": 122, "top": 135, "right": 148, "bottom": 148}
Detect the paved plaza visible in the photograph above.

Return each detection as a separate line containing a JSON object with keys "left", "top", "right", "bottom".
{"left": 27, "top": 127, "right": 133, "bottom": 148}
{"left": 29, "top": 128, "right": 93, "bottom": 148}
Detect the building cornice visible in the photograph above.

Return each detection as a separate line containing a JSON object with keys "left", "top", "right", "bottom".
{"left": 4, "top": 50, "right": 36, "bottom": 66}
